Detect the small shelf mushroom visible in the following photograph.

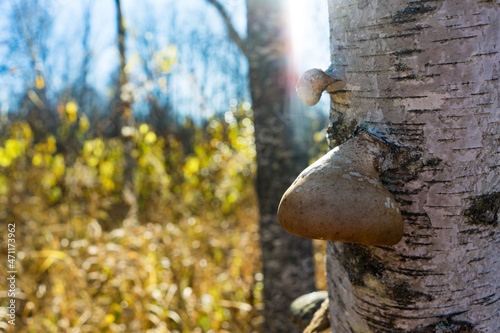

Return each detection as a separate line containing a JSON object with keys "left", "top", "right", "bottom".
{"left": 296, "top": 68, "right": 341, "bottom": 106}
{"left": 277, "top": 132, "right": 403, "bottom": 246}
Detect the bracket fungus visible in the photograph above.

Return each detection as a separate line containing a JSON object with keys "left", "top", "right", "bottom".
{"left": 296, "top": 68, "right": 342, "bottom": 106}
{"left": 277, "top": 132, "right": 403, "bottom": 246}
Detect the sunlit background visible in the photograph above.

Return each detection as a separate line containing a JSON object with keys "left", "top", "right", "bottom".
{"left": 0, "top": 0, "right": 330, "bottom": 331}
{"left": 0, "top": 0, "right": 330, "bottom": 121}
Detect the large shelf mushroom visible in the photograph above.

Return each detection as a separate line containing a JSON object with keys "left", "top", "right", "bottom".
{"left": 277, "top": 131, "right": 403, "bottom": 246}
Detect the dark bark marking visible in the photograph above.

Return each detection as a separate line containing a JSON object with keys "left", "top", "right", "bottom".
{"left": 432, "top": 88, "right": 459, "bottom": 93}
{"left": 397, "top": 198, "right": 414, "bottom": 206}
{"left": 473, "top": 51, "right": 498, "bottom": 57}
{"left": 358, "top": 95, "right": 428, "bottom": 99}
{"left": 425, "top": 59, "right": 473, "bottom": 67}
{"left": 346, "top": 23, "right": 386, "bottom": 32}
{"left": 326, "top": 112, "right": 358, "bottom": 147}
{"left": 451, "top": 147, "right": 482, "bottom": 151}
{"left": 471, "top": 293, "right": 495, "bottom": 306}
{"left": 408, "top": 108, "right": 443, "bottom": 113}
{"left": 394, "top": 63, "right": 411, "bottom": 71}
{"left": 390, "top": 73, "right": 441, "bottom": 81}
{"left": 388, "top": 281, "right": 433, "bottom": 305}
{"left": 463, "top": 192, "right": 500, "bottom": 226}
{"left": 459, "top": 228, "right": 484, "bottom": 235}
{"left": 467, "top": 256, "right": 486, "bottom": 264}
{"left": 391, "top": 74, "right": 418, "bottom": 81}
{"left": 442, "top": 96, "right": 468, "bottom": 100}
{"left": 439, "top": 14, "right": 459, "bottom": 21}
{"left": 337, "top": 44, "right": 360, "bottom": 50}
{"left": 353, "top": 32, "right": 421, "bottom": 42}
{"left": 484, "top": 296, "right": 500, "bottom": 306}
{"left": 392, "top": 48, "right": 423, "bottom": 56}
{"left": 404, "top": 240, "right": 434, "bottom": 246}
{"left": 401, "top": 254, "right": 432, "bottom": 260}
{"left": 451, "top": 23, "right": 490, "bottom": 30}
{"left": 348, "top": 69, "right": 393, "bottom": 73}
{"left": 361, "top": 49, "right": 423, "bottom": 58}
{"left": 443, "top": 81, "right": 475, "bottom": 86}
{"left": 405, "top": 24, "right": 432, "bottom": 31}
{"left": 391, "top": 3, "right": 436, "bottom": 26}
{"left": 432, "top": 35, "right": 477, "bottom": 43}
{"left": 360, "top": 52, "right": 391, "bottom": 58}
{"left": 411, "top": 318, "right": 476, "bottom": 333}
{"left": 338, "top": 243, "right": 385, "bottom": 287}
{"left": 359, "top": 311, "right": 400, "bottom": 332}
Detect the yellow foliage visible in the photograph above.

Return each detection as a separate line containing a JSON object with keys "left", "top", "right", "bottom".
{"left": 47, "top": 135, "right": 57, "bottom": 154}
{"left": 35, "top": 74, "right": 45, "bottom": 89}
{"left": 104, "top": 313, "right": 116, "bottom": 325}
{"left": 139, "top": 123, "right": 149, "bottom": 135}
{"left": 52, "top": 154, "right": 65, "bottom": 178}
{"left": 79, "top": 114, "right": 90, "bottom": 132}
{"left": 0, "top": 148, "right": 11, "bottom": 167}
{"left": 125, "top": 52, "right": 140, "bottom": 73}
{"left": 314, "top": 130, "right": 325, "bottom": 143}
{"left": 5, "top": 139, "right": 23, "bottom": 158}
{"left": 0, "top": 174, "right": 7, "bottom": 192}
{"left": 154, "top": 45, "right": 178, "bottom": 74}
{"left": 66, "top": 101, "right": 78, "bottom": 124}
{"left": 101, "top": 178, "right": 115, "bottom": 191}
{"left": 32, "top": 153, "right": 43, "bottom": 166}
{"left": 184, "top": 156, "right": 200, "bottom": 176}
{"left": 99, "top": 160, "right": 115, "bottom": 177}
{"left": 144, "top": 131, "right": 157, "bottom": 145}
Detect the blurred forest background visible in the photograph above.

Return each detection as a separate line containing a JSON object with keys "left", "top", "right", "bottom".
{"left": 0, "top": 0, "right": 330, "bottom": 331}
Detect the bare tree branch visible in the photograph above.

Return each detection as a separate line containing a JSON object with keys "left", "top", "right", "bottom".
{"left": 206, "top": 0, "right": 247, "bottom": 58}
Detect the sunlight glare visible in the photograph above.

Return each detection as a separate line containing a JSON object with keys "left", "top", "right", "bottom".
{"left": 286, "top": 0, "right": 330, "bottom": 73}
{"left": 287, "top": 0, "right": 308, "bottom": 59}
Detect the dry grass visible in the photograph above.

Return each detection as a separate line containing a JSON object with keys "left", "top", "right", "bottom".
{"left": 1, "top": 198, "right": 263, "bottom": 332}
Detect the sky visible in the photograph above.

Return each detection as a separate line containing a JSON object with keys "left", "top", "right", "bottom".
{"left": 0, "top": 0, "right": 331, "bottom": 119}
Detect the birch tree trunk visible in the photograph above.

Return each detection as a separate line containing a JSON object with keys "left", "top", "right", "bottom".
{"left": 325, "top": 0, "right": 499, "bottom": 332}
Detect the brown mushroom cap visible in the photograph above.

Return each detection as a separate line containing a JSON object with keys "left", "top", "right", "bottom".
{"left": 277, "top": 132, "right": 403, "bottom": 246}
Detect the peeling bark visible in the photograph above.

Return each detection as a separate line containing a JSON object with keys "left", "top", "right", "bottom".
{"left": 326, "top": 0, "right": 499, "bottom": 332}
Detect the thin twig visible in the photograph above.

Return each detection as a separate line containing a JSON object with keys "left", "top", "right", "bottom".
{"left": 206, "top": 0, "right": 248, "bottom": 57}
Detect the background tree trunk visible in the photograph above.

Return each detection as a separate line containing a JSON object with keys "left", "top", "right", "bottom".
{"left": 246, "top": 0, "right": 316, "bottom": 331}
{"left": 207, "top": 0, "right": 317, "bottom": 330}
{"left": 325, "top": 0, "right": 499, "bottom": 332}
{"left": 115, "top": 0, "right": 138, "bottom": 226}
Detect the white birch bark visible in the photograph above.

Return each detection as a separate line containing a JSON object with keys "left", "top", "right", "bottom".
{"left": 325, "top": 0, "right": 499, "bottom": 331}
